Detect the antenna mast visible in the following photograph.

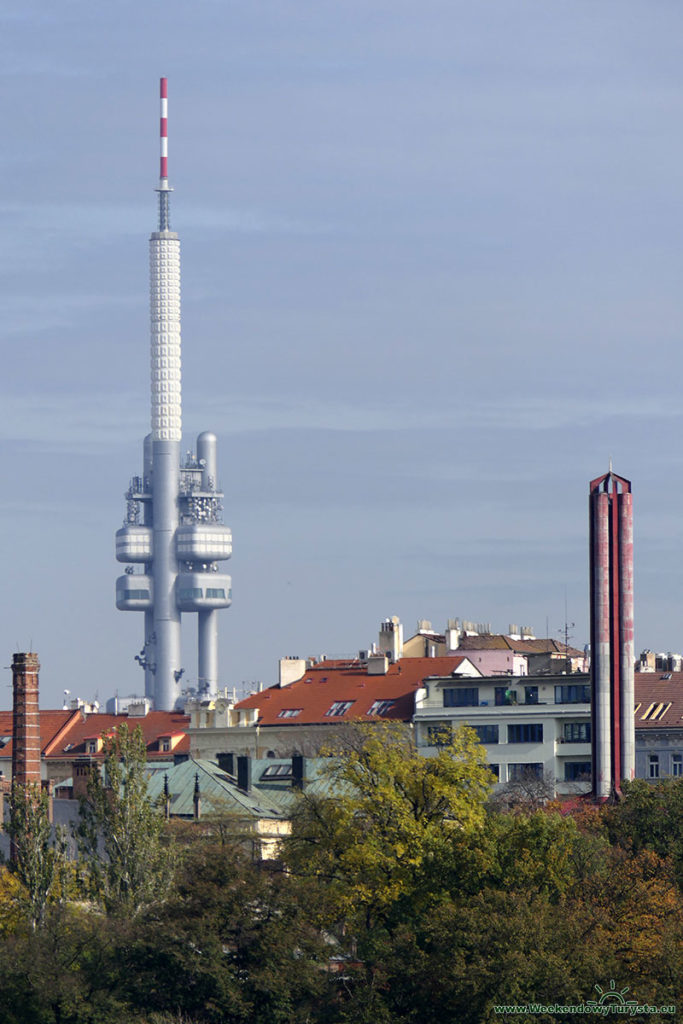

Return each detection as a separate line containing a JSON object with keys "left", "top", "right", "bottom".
{"left": 156, "top": 77, "right": 172, "bottom": 231}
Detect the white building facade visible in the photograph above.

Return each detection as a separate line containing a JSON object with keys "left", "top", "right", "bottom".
{"left": 414, "top": 672, "right": 592, "bottom": 795}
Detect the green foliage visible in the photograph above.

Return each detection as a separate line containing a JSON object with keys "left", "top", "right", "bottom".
{"left": 287, "top": 723, "right": 492, "bottom": 924}
{"left": 286, "top": 722, "right": 495, "bottom": 962}
{"left": 114, "top": 836, "right": 334, "bottom": 1024}
{"left": 0, "top": 730, "right": 681, "bottom": 1020}
{"left": 6, "top": 782, "right": 67, "bottom": 928}
{"left": 76, "top": 723, "right": 175, "bottom": 917}
{"left": 605, "top": 778, "right": 683, "bottom": 886}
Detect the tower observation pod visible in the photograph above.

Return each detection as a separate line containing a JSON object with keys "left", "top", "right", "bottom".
{"left": 115, "top": 79, "right": 232, "bottom": 710}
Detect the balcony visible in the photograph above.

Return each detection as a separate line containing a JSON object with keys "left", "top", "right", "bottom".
{"left": 555, "top": 739, "right": 591, "bottom": 757}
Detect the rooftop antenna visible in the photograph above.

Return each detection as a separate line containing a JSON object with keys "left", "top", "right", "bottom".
{"left": 559, "top": 587, "right": 575, "bottom": 673}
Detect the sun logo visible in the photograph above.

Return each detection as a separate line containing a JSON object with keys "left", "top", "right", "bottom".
{"left": 586, "top": 980, "right": 638, "bottom": 1009}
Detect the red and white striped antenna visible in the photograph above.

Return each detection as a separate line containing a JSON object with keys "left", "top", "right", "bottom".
{"left": 159, "top": 77, "right": 169, "bottom": 186}
{"left": 156, "top": 77, "right": 173, "bottom": 230}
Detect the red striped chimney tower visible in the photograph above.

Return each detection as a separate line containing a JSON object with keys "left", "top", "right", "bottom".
{"left": 589, "top": 468, "right": 635, "bottom": 800}
{"left": 11, "top": 653, "right": 41, "bottom": 787}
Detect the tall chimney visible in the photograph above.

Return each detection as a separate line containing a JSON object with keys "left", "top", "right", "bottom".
{"left": 589, "top": 468, "right": 635, "bottom": 799}
{"left": 12, "top": 653, "right": 41, "bottom": 787}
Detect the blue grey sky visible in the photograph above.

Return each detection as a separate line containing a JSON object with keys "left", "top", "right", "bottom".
{"left": 2, "top": 1, "right": 683, "bottom": 707}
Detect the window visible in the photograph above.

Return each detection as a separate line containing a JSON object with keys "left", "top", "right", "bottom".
{"left": 489, "top": 764, "right": 500, "bottom": 780}
{"left": 524, "top": 686, "right": 539, "bottom": 705}
{"left": 179, "top": 588, "right": 203, "bottom": 600}
{"left": 277, "top": 708, "right": 303, "bottom": 719}
{"left": 508, "top": 762, "right": 543, "bottom": 781}
{"left": 473, "top": 724, "right": 499, "bottom": 745}
{"left": 160, "top": 738, "right": 171, "bottom": 752}
{"left": 495, "top": 687, "right": 517, "bottom": 706}
{"left": 563, "top": 722, "right": 591, "bottom": 743}
{"left": 427, "top": 724, "right": 453, "bottom": 747}
{"left": 564, "top": 762, "right": 591, "bottom": 781}
{"left": 507, "top": 723, "right": 543, "bottom": 744}
{"left": 649, "top": 754, "right": 660, "bottom": 779}
{"left": 324, "top": 700, "right": 355, "bottom": 717}
{"left": 260, "top": 764, "right": 292, "bottom": 779}
{"left": 555, "top": 684, "right": 590, "bottom": 704}
{"left": 443, "top": 687, "right": 479, "bottom": 708}
{"left": 85, "top": 740, "right": 98, "bottom": 755}
{"left": 117, "top": 588, "right": 150, "bottom": 601}
{"left": 641, "top": 702, "right": 672, "bottom": 722}
{"left": 367, "top": 699, "right": 396, "bottom": 717}
{"left": 672, "top": 754, "right": 682, "bottom": 778}
{"left": 206, "top": 588, "right": 226, "bottom": 599}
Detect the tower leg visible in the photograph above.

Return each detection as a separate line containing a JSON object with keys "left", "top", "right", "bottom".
{"left": 198, "top": 609, "right": 218, "bottom": 697}
{"left": 144, "top": 609, "right": 155, "bottom": 700}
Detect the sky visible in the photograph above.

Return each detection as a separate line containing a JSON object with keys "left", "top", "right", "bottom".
{"left": 2, "top": 1, "right": 683, "bottom": 708}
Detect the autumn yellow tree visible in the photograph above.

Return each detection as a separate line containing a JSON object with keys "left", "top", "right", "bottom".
{"left": 286, "top": 722, "right": 492, "bottom": 928}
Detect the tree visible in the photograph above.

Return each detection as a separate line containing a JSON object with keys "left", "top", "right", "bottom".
{"left": 604, "top": 778, "right": 683, "bottom": 889}
{"left": 76, "top": 723, "right": 175, "bottom": 917}
{"left": 6, "top": 782, "right": 67, "bottom": 929}
{"left": 286, "top": 722, "right": 493, "bottom": 931}
{"left": 490, "top": 766, "right": 556, "bottom": 811}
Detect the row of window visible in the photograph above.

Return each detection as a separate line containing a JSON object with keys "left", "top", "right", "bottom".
{"left": 648, "top": 753, "right": 683, "bottom": 779}
{"left": 488, "top": 763, "right": 544, "bottom": 782}
{"left": 120, "top": 587, "right": 230, "bottom": 601}
{"left": 428, "top": 723, "right": 545, "bottom": 746}
{"left": 442, "top": 684, "right": 590, "bottom": 709}
{"left": 427, "top": 721, "right": 591, "bottom": 746}
{"left": 178, "top": 588, "right": 229, "bottom": 600}
{"left": 485, "top": 763, "right": 591, "bottom": 783}
{"left": 278, "top": 699, "right": 397, "bottom": 720}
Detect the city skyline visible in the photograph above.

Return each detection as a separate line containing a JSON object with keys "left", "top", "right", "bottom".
{"left": 3, "top": 2, "right": 683, "bottom": 707}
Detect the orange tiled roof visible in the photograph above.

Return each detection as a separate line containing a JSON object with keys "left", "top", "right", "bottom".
{"left": 235, "top": 656, "right": 478, "bottom": 726}
{"left": 0, "top": 710, "right": 77, "bottom": 759}
{"left": 0, "top": 710, "right": 190, "bottom": 760}
{"left": 50, "top": 711, "right": 191, "bottom": 758}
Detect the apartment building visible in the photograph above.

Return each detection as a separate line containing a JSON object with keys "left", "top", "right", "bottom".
{"left": 414, "top": 672, "right": 592, "bottom": 795}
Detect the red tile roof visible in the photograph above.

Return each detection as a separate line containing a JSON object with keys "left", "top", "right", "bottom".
{"left": 235, "top": 656, "right": 479, "bottom": 726}
{"left": 0, "top": 710, "right": 190, "bottom": 762}
{"left": 49, "top": 711, "right": 191, "bottom": 758}
{"left": 0, "top": 710, "right": 77, "bottom": 759}
{"left": 634, "top": 672, "right": 683, "bottom": 730}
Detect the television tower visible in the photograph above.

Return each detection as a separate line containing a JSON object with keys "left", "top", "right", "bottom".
{"left": 115, "top": 79, "right": 232, "bottom": 710}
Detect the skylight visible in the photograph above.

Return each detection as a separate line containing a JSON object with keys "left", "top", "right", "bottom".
{"left": 261, "top": 764, "right": 292, "bottom": 779}
{"left": 324, "top": 700, "right": 355, "bottom": 717}
{"left": 367, "top": 699, "right": 395, "bottom": 717}
{"left": 641, "top": 702, "right": 672, "bottom": 722}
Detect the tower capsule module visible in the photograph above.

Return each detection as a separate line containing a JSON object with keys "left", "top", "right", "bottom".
{"left": 115, "top": 80, "right": 232, "bottom": 710}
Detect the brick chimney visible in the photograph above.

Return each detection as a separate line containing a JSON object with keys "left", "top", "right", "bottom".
{"left": 12, "top": 653, "right": 41, "bottom": 787}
